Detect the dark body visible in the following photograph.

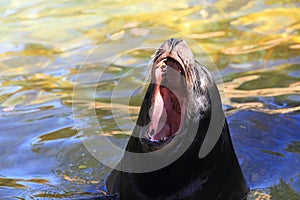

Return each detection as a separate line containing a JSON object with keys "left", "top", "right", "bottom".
{"left": 106, "top": 38, "right": 249, "bottom": 200}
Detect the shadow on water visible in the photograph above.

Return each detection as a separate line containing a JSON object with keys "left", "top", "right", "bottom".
{"left": 0, "top": 0, "right": 300, "bottom": 199}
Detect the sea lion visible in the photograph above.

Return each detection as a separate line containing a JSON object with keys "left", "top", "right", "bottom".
{"left": 106, "top": 38, "right": 249, "bottom": 200}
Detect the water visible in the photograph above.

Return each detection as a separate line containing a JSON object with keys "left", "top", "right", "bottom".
{"left": 0, "top": 0, "right": 300, "bottom": 199}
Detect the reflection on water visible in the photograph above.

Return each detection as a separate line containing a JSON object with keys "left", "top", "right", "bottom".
{"left": 0, "top": 0, "right": 300, "bottom": 199}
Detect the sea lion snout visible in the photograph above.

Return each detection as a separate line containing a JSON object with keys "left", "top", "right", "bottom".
{"left": 153, "top": 38, "right": 194, "bottom": 73}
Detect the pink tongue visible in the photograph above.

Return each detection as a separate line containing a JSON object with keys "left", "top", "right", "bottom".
{"left": 151, "top": 87, "right": 164, "bottom": 133}
{"left": 149, "top": 65, "right": 170, "bottom": 140}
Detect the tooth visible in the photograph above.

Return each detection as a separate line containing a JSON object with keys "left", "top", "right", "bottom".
{"left": 148, "top": 129, "right": 154, "bottom": 136}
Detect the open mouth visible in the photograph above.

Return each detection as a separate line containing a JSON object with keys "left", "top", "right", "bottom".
{"left": 146, "top": 57, "right": 186, "bottom": 142}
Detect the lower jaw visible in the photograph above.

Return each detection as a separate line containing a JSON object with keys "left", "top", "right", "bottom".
{"left": 140, "top": 135, "right": 175, "bottom": 151}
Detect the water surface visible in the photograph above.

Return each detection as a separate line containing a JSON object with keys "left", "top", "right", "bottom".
{"left": 0, "top": 0, "right": 300, "bottom": 199}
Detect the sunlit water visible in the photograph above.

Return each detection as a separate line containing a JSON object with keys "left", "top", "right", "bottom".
{"left": 0, "top": 0, "right": 300, "bottom": 199}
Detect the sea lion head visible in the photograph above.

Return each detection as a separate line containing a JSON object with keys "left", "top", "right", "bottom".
{"left": 139, "top": 38, "right": 213, "bottom": 149}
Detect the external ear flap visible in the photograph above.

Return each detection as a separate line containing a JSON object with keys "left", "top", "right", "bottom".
{"left": 198, "top": 83, "right": 225, "bottom": 158}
